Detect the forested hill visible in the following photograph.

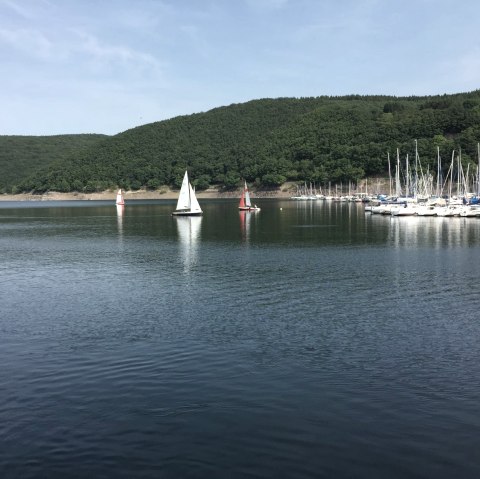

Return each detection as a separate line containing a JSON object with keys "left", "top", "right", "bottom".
{"left": 8, "top": 91, "right": 480, "bottom": 194}
{"left": 0, "top": 134, "right": 107, "bottom": 193}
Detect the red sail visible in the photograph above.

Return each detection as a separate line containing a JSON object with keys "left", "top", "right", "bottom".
{"left": 239, "top": 189, "right": 246, "bottom": 208}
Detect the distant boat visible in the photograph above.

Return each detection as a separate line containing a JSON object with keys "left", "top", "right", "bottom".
{"left": 115, "top": 189, "right": 125, "bottom": 206}
{"left": 172, "top": 170, "right": 203, "bottom": 216}
{"left": 239, "top": 181, "right": 260, "bottom": 211}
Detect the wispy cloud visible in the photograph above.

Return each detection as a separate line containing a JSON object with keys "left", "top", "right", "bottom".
{"left": 245, "top": 0, "right": 289, "bottom": 10}
{"left": 1, "top": 0, "right": 479, "bottom": 135}
{"left": 0, "top": 27, "right": 53, "bottom": 59}
{"left": 1, "top": 0, "right": 35, "bottom": 19}
{"left": 71, "top": 30, "right": 163, "bottom": 72}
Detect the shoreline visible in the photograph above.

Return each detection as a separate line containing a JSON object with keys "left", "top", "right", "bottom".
{"left": 0, "top": 186, "right": 295, "bottom": 202}
{"left": 0, "top": 179, "right": 384, "bottom": 202}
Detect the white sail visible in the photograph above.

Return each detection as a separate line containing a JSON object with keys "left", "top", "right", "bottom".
{"left": 244, "top": 182, "right": 252, "bottom": 208}
{"left": 188, "top": 183, "right": 203, "bottom": 214}
{"left": 173, "top": 170, "right": 203, "bottom": 215}
{"left": 116, "top": 189, "right": 124, "bottom": 205}
{"left": 175, "top": 171, "right": 191, "bottom": 211}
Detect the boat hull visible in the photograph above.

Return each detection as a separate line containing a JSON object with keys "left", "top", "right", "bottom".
{"left": 172, "top": 210, "right": 203, "bottom": 216}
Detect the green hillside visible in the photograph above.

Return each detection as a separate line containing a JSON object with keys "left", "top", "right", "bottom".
{"left": 0, "top": 134, "right": 108, "bottom": 193}
{"left": 7, "top": 91, "right": 480, "bottom": 194}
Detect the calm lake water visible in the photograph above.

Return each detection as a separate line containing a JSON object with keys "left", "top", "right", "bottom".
{"left": 1, "top": 199, "right": 480, "bottom": 478}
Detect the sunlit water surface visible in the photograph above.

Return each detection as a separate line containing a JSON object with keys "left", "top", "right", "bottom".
{"left": 1, "top": 199, "right": 480, "bottom": 478}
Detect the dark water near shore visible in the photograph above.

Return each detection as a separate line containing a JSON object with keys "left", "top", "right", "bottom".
{"left": 1, "top": 199, "right": 480, "bottom": 478}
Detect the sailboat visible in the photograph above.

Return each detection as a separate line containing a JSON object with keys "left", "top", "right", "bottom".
{"left": 172, "top": 170, "right": 203, "bottom": 216}
{"left": 115, "top": 189, "right": 125, "bottom": 206}
{"left": 238, "top": 181, "right": 260, "bottom": 211}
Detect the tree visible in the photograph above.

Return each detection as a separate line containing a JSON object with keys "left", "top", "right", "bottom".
{"left": 262, "top": 173, "right": 286, "bottom": 186}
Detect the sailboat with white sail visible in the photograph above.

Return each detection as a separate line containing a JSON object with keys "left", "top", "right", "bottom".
{"left": 172, "top": 170, "right": 203, "bottom": 216}
{"left": 239, "top": 181, "right": 260, "bottom": 211}
{"left": 115, "top": 189, "right": 125, "bottom": 206}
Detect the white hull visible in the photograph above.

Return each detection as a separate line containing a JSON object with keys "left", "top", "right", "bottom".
{"left": 390, "top": 205, "right": 417, "bottom": 216}
{"left": 239, "top": 206, "right": 261, "bottom": 211}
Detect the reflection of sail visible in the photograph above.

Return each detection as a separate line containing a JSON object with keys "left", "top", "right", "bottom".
{"left": 239, "top": 211, "right": 251, "bottom": 242}
{"left": 175, "top": 216, "right": 202, "bottom": 272}
{"left": 116, "top": 204, "right": 124, "bottom": 236}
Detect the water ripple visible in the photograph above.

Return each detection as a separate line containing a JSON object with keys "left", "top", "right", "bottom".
{"left": 2, "top": 202, "right": 480, "bottom": 478}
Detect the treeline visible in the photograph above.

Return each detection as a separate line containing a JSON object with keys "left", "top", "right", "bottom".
{"left": 0, "top": 134, "right": 107, "bottom": 193}
{"left": 4, "top": 91, "right": 480, "bottom": 194}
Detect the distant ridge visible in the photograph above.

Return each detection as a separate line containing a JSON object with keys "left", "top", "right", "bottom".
{"left": 2, "top": 91, "right": 480, "bottom": 194}
{"left": 0, "top": 134, "right": 107, "bottom": 193}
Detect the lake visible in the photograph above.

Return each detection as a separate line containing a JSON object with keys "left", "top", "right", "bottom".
{"left": 1, "top": 199, "right": 480, "bottom": 478}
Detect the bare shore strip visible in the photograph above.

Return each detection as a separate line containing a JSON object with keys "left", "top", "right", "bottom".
{"left": 0, "top": 185, "right": 295, "bottom": 202}
{"left": 0, "top": 179, "right": 382, "bottom": 202}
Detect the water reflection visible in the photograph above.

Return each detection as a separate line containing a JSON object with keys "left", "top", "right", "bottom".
{"left": 116, "top": 205, "right": 124, "bottom": 240}
{"left": 116, "top": 204, "right": 124, "bottom": 218}
{"left": 175, "top": 216, "right": 202, "bottom": 272}
{"left": 294, "top": 199, "right": 316, "bottom": 223}
{"left": 3, "top": 201, "right": 480, "bottom": 479}
{"left": 385, "top": 215, "right": 480, "bottom": 248}
{"left": 239, "top": 211, "right": 251, "bottom": 243}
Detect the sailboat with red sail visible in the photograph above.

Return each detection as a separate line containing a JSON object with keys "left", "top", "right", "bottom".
{"left": 239, "top": 181, "right": 260, "bottom": 211}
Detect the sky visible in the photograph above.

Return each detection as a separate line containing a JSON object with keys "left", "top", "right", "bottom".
{"left": 1, "top": 0, "right": 479, "bottom": 136}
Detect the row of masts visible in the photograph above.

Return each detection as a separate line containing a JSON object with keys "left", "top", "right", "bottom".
{"left": 292, "top": 141, "right": 480, "bottom": 201}
{"left": 387, "top": 141, "right": 480, "bottom": 200}
{"left": 290, "top": 180, "right": 368, "bottom": 200}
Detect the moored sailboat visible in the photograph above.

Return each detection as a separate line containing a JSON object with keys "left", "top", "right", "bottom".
{"left": 172, "top": 170, "right": 203, "bottom": 216}
{"left": 239, "top": 181, "right": 260, "bottom": 211}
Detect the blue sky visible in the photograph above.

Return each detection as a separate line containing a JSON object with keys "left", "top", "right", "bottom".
{"left": 1, "top": 0, "right": 479, "bottom": 136}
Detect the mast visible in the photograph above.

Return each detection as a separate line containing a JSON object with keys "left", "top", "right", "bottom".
{"left": 465, "top": 163, "right": 470, "bottom": 197}
{"left": 449, "top": 150, "right": 455, "bottom": 200}
{"left": 437, "top": 146, "right": 441, "bottom": 197}
{"left": 414, "top": 139, "right": 418, "bottom": 197}
{"left": 387, "top": 152, "right": 392, "bottom": 197}
{"left": 406, "top": 153, "right": 409, "bottom": 198}
{"left": 477, "top": 143, "right": 480, "bottom": 196}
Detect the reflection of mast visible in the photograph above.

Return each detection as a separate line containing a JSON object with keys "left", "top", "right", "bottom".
{"left": 175, "top": 216, "right": 202, "bottom": 272}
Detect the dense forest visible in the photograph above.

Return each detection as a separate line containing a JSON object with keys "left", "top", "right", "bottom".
{"left": 0, "top": 134, "right": 107, "bottom": 193}
{"left": 2, "top": 91, "right": 480, "bottom": 194}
